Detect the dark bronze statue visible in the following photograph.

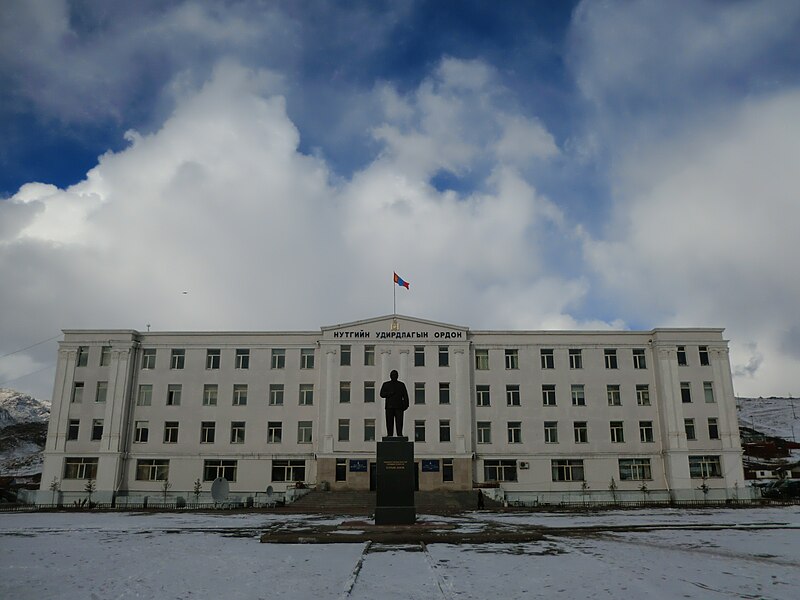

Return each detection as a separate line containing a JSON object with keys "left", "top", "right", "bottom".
{"left": 379, "top": 369, "right": 409, "bottom": 437}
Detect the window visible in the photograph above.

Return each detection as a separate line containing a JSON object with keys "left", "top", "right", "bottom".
{"left": 476, "top": 385, "right": 491, "bottom": 406}
{"left": 201, "top": 421, "right": 215, "bottom": 443}
{"left": 544, "top": 421, "right": 558, "bottom": 443}
{"left": 91, "top": 419, "right": 104, "bottom": 441}
{"left": 141, "top": 348, "right": 156, "bottom": 369}
{"left": 167, "top": 384, "right": 182, "bottom": 406}
{"left": 300, "top": 348, "right": 315, "bottom": 369}
{"left": 604, "top": 349, "right": 618, "bottom": 369}
{"left": 507, "top": 421, "right": 521, "bottom": 444}
{"left": 170, "top": 349, "right": 185, "bottom": 369}
{"left": 689, "top": 455, "right": 722, "bottom": 478}
{"left": 571, "top": 384, "right": 585, "bottom": 406}
{"left": 639, "top": 421, "right": 654, "bottom": 443}
{"left": 206, "top": 349, "right": 221, "bottom": 369}
{"left": 439, "top": 382, "right": 450, "bottom": 405}
{"left": 163, "top": 421, "right": 179, "bottom": 443}
{"left": 364, "top": 345, "right": 375, "bottom": 366}
{"left": 297, "top": 421, "right": 313, "bottom": 443}
{"left": 414, "top": 346, "right": 425, "bottom": 366}
{"left": 607, "top": 384, "right": 621, "bottom": 406}
{"left": 63, "top": 457, "right": 98, "bottom": 480}
{"left": 235, "top": 349, "right": 250, "bottom": 369}
{"left": 477, "top": 421, "right": 492, "bottom": 444}
{"left": 134, "top": 421, "right": 149, "bottom": 443}
{"left": 569, "top": 349, "right": 583, "bottom": 369}
{"left": 540, "top": 348, "right": 554, "bottom": 369}
{"left": 299, "top": 384, "right": 314, "bottom": 406}
{"left": 699, "top": 346, "right": 710, "bottom": 366}
{"left": 414, "top": 420, "right": 426, "bottom": 442}
{"left": 506, "top": 384, "right": 521, "bottom": 406}
{"left": 271, "top": 460, "right": 305, "bottom": 482}
{"left": 708, "top": 418, "right": 720, "bottom": 440}
{"left": 685, "top": 418, "right": 696, "bottom": 440}
{"left": 363, "top": 381, "right": 375, "bottom": 403}
{"left": 574, "top": 421, "right": 588, "bottom": 443}
{"left": 271, "top": 348, "right": 285, "bottom": 369}
{"left": 703, "top": 382, "right": 715, "bottom": 403}
{"left": 95, "top": 381, "right": 108, "bottom": 403}
{"left": 203, "top": 384, "right": 218, "bottom": 406}
{"left": 610, "top": 421, "right": 624, "bottom": 443}
{"left": 475, "top": 348, "right": 489, "bottom": 370}
{"left": 267, "top": 421, "right": 282, "bottom": 443}
{"left": 484, "top": 459, "right": 517, "bottom": 482}
{"left": 338, "top": 419, "right": 350, "bottom": 442}
{"left": 203, "top": 459, "right": 237, "bottom": 482}
{"left": 443, "top": 458, "right": 454, "bottom": 482}
{"left": 636, "top": 384, "right": 650, "bottom": 406}
{"left": 340, "top": 345, "right": 351, "bottom": 366}
{"left": 414, "top": 382, "right": 425, "bottom": 404}
{"left": 440, "top": 419, "right": 451, "bottom": 442}
{"left": 339, "top": 381, "right": 351, "bottom": 403}
{"left": 71, "top": 382, "right": 84, "bottom": 403}
{"left": 336, "top": 458, "right": 347, "bottom": 482}
{"left": 552, "top": 459, "right": 584, "bottom": 482}
{"left": 364, "top": 419, "right": 376, "bottom": 442}
{"left": 619, "top": 458, "right": 652, "bottom": 481}
{"left": 633, "top": 348, "right": 647, "bottom": 369}
{"left": 67, "top": 419, "right": 79, "bottom": 441}
{"left": 677, "top": 346, "right": 687, "bottom": 366}
{"left": 100, "top": 346, "right": 111, "bottom": 367}
{"left": 137, "top": 384, "right": 152, "bottom": 406}
{"left": 136, "top": 459, "right": 169, "bottom": 481}
{"left": 542, "top": 384, "right": 556, "bottom": 406}
{"left": 269, "top": 384, "right": 284, "bottom": 406}
{"left": 232, "top": 384, "right": 248, "bottom": 406}
{"left": 680, "top": 382, "right": 692, "bottom": 403}
{"left": 438, "top": 346, "right": 449, "bottom": 367}
{"left": 76, "top": 346, "right": 89, "bottom": 367}
{"left": 505, "top": 349, "right": 519, "bottom": 370}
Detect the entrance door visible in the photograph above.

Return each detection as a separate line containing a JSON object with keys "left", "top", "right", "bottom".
{"left": 369, "top": 462, "right": 377, "bottom": 491}
{"left": 414, "top": 461, "right": 420, "bottom": 491}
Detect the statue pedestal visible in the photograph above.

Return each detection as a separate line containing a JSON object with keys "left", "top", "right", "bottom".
{"left": 375, "top": 437, "right": 416, "bottom": 525}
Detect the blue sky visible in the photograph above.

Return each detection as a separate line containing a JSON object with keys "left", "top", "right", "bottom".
{"left": 1, "top": 0, "right": 799, "bottom": 399}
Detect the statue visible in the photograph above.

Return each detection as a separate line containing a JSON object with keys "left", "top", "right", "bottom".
{"left": 379, "top": 369, "right": 409, "bottom": 437}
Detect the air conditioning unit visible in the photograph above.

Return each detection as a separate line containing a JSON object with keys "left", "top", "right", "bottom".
{"left": 519, "top": 461, "right": 529, "bottom": 469}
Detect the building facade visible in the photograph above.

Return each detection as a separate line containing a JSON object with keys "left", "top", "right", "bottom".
{"left": 37, "top": 315, "right": 746, "bottom": 504}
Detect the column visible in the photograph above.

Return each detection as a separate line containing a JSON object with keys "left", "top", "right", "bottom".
{"left": 323, "top": 348, "right": 337, "bottom": 453}
{"left": 379, "top": 348, "right": 392, "bottom": 438}
{"left": 453, "top": 347, "right": 468, "bottom": 454}
{"left": 51, "top": 349, "right": 77, "bottom": 452}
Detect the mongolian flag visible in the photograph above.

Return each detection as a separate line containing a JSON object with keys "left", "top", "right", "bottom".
{"left": 393, "top": 272, "right": 410, "bottom": 289}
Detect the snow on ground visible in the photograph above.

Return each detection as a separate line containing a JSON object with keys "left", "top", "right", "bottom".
{"left": 1, "top": 508, "right": 798, "bottom": 600}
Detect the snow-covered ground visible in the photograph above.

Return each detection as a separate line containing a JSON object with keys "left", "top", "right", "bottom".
{"left": 738, "top": 397, "right": 799, "bottom": 443}
{"left": 1, "top": 508, "right": 798, "bottom": 599}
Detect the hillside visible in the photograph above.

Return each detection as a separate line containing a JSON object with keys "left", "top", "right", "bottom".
{"left": 0, "top": 388, "right": 50, "bottom": 477}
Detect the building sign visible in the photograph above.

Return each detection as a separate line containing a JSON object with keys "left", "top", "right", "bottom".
{"left": 332, "top": 330, "right": 464, "bottom": 340}
{"left": 421, "top": 459, "right": 440, "bottom": 472}
{"left": 349, "top": 459, "right": 367, "bottom": 472}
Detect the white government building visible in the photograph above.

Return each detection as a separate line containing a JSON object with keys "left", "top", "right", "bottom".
{"left": 36, "top": 315, "right": 747, "bottom": 505}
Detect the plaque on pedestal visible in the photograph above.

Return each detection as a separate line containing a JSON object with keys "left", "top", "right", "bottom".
{"left": 375, "top": 437, "right": 416, "bottom": 525}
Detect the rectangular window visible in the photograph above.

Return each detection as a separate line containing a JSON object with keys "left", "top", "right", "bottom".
{"left": 639, "top": 420, "right": 654, "bottom": 443}
{"left": 336, "top": 458, "right": 347, "bottom": 482}
{"left": 100, "top": 346, "right": 111, "bottom": 367}
{"left": 269, "top": 384, "right": 284, "bottom": 406}
{"left": 135, "top": 459, "right": 169, "bottom": 482}
{"left": 297, "top": 421, "right": 313, "bottom": 443}
{"left": 476, "top": 385, "right": 491, "bottom": 407}
{"left": 201, "top": 421, "right": 215, "bottom": 444}
{"left": 364, "top": 418, "right": 376, "bottom": 442}
{"left": 76, "top": 346, "right": 89, "bottom": 367}
{"left": 574, "top": 421, "right": 588, "bottom": 443}
{"left": 507, "top": 421, "right": 521, "bottom": 444}
{"left": 134, "top": 420, "right": 149, "bottom": 443}
{"left": 271, "top": 348, "right": 286, "bottom": 369}
{"left": 544, "top": 421, "right": 558, "bottom": 443}
{"left": 604, "top": 349, "right": 618, "bottom": 369}
{"left": 363, "top": 381, "right": 375, "bottom": 403}
{"left": 439, "top": 382, "right": 450, "bottom": 404}
{"left": 619, "top": 458, "right": 652, "bottom": 481}
{"left": 443, "top": 458, "right": 454, "bottom": 482}
{"left": 440, "top": 419, "right": 451, "bottom": 442}
{"left": 414, "top": 420, "right": 426, "bottom": 442}
{"left": 232, "top": 384, "right": 248, "bottom": 406}
{"left": 170, "top": 349, "right": 185, "bottom": 369}
{"left": 91, "top": 419, "right": 104, "bottom": 441}
{"left": 610, "top": 420, "right": 624, "bottom": 443}
{"left": 235, "top": 349, "right": 250, "bottom": 369}
{"left": 338, "top": 419, "right": 350, "bottom": 442}
{"left": 484, "top": 459, "right": 517, "bottom": 482}
{"left": 438, "top": 345, "right": 449, "bottom": 367}
{"left": 141, "top": 348, "right": 156, "bottom": 369}
{"left": 300, "top": 348, "right": 315, "bottom": 369}
{"left": 71, "top": 382, "right": 84, "bottom": 403}
{"left": 699, "top": 346, "right": 710, "bottom": 366}
{"left": 633, "top": 348, "right": 647, "bottom": 369}
{"left": 166, "top": 384, "right": 182, "bottom": 406}
{"left": 680, "top": 382, "right": 692, "bottom": 403}
{"left": 203, "top": 459, "right": 237, "bottom": 482}
{"left": 299, "top": 384, "right": 314, "bottom": 406}
{"left": 569, "top": 348, "right": 583, "bottom": 369}
{"left": 414, "top": 382, "right": 425, "bottom": 405}
{"left": 689, "top": 455, "right": 722, "bottom": 478}
{"left": 67, "top": 419, "right": 80, "bottom": 441}
{"left": 137, "top": 384, "right": 152, "bottom": 406}
{"left": 677, "top": 346, "right": 687, "bottom": 366}
{"left": 571, "top": 384, "right": 585, "bottom": 406}
{"left": 685, "top": 418, "right": 696, "bottom": 441}
{"left": 340, "top": 345, "right": 351, "bottom": 366}
{"left": 414, "top": 346, "right": 425, "bottom": 367}
{"left": 364, "top": 345, "right": 375, "bottom": 366}
{"left": 708, "top": 417, "right": 720, "bottom": 440}
{"left": 636, "top": 384, "right": 650, "bottom": 406}
{"left": 552, "top": 459, "right": 584, "bottom": 482}
{"left": 475, "top": 348, "right": 489, "bottom": 370}
{"left": 542, "top": 384, "right": 556, "bottom": 406}
{"left": 163, "top": 421, "right": 179, "bottom": 443}
{"left": 95, "top": 381, "right": 108, "bottom": 403}
{"left": 477, "top": 421, "right": 492, "bottom": 444}
{"left": 63, "top": 457, "right": 98, "bottom": 480}
{"left": 703, "top": 382, "right": 715, "bottom": 403}
{"left": 206, "top": 349, "right": 221, "bottom": 369}
{"left": 505, "top": 349, "right": 519, "bottom": 370}
{"left": 271, "top": 459, "right": 305, "bottom": 483}
{"left": 540, "top": 348, "right": 554, "bottom": 369}
{"left": 267, "top": 421, "right": 282, "bottom": 443}
{"left": 203, "top": 384, "right": 218, "bottom": 406}
{"left": 607, "top": 384, "right": 621, "bottom": 406}
{"left": 505, "top": 384, "right": 521, "bottom": 407}
{"left": 339, "top": 381, "right": 351, "bottom": 403}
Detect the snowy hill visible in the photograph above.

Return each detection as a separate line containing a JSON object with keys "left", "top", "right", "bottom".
{"left": 737, "top": 397, "right": 799, "bottom": 443}
{"left": 0, "top": 388, "right": 50, "bottom": 477}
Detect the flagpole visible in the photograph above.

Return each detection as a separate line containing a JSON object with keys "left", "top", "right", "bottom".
{"left": 393, "top": 277, "right": 396, "bottom": 315}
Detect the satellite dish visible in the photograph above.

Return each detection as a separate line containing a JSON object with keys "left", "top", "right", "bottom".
{"left": 211, "top": 477, "right": 229, "bottom": 503}
{"left": 266, "top": 485, "right": 274, "bottom": 498}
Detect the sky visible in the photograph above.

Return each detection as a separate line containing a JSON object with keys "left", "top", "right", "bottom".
{"left": 1, "top": 0, "right": 799, "bottom": 400}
